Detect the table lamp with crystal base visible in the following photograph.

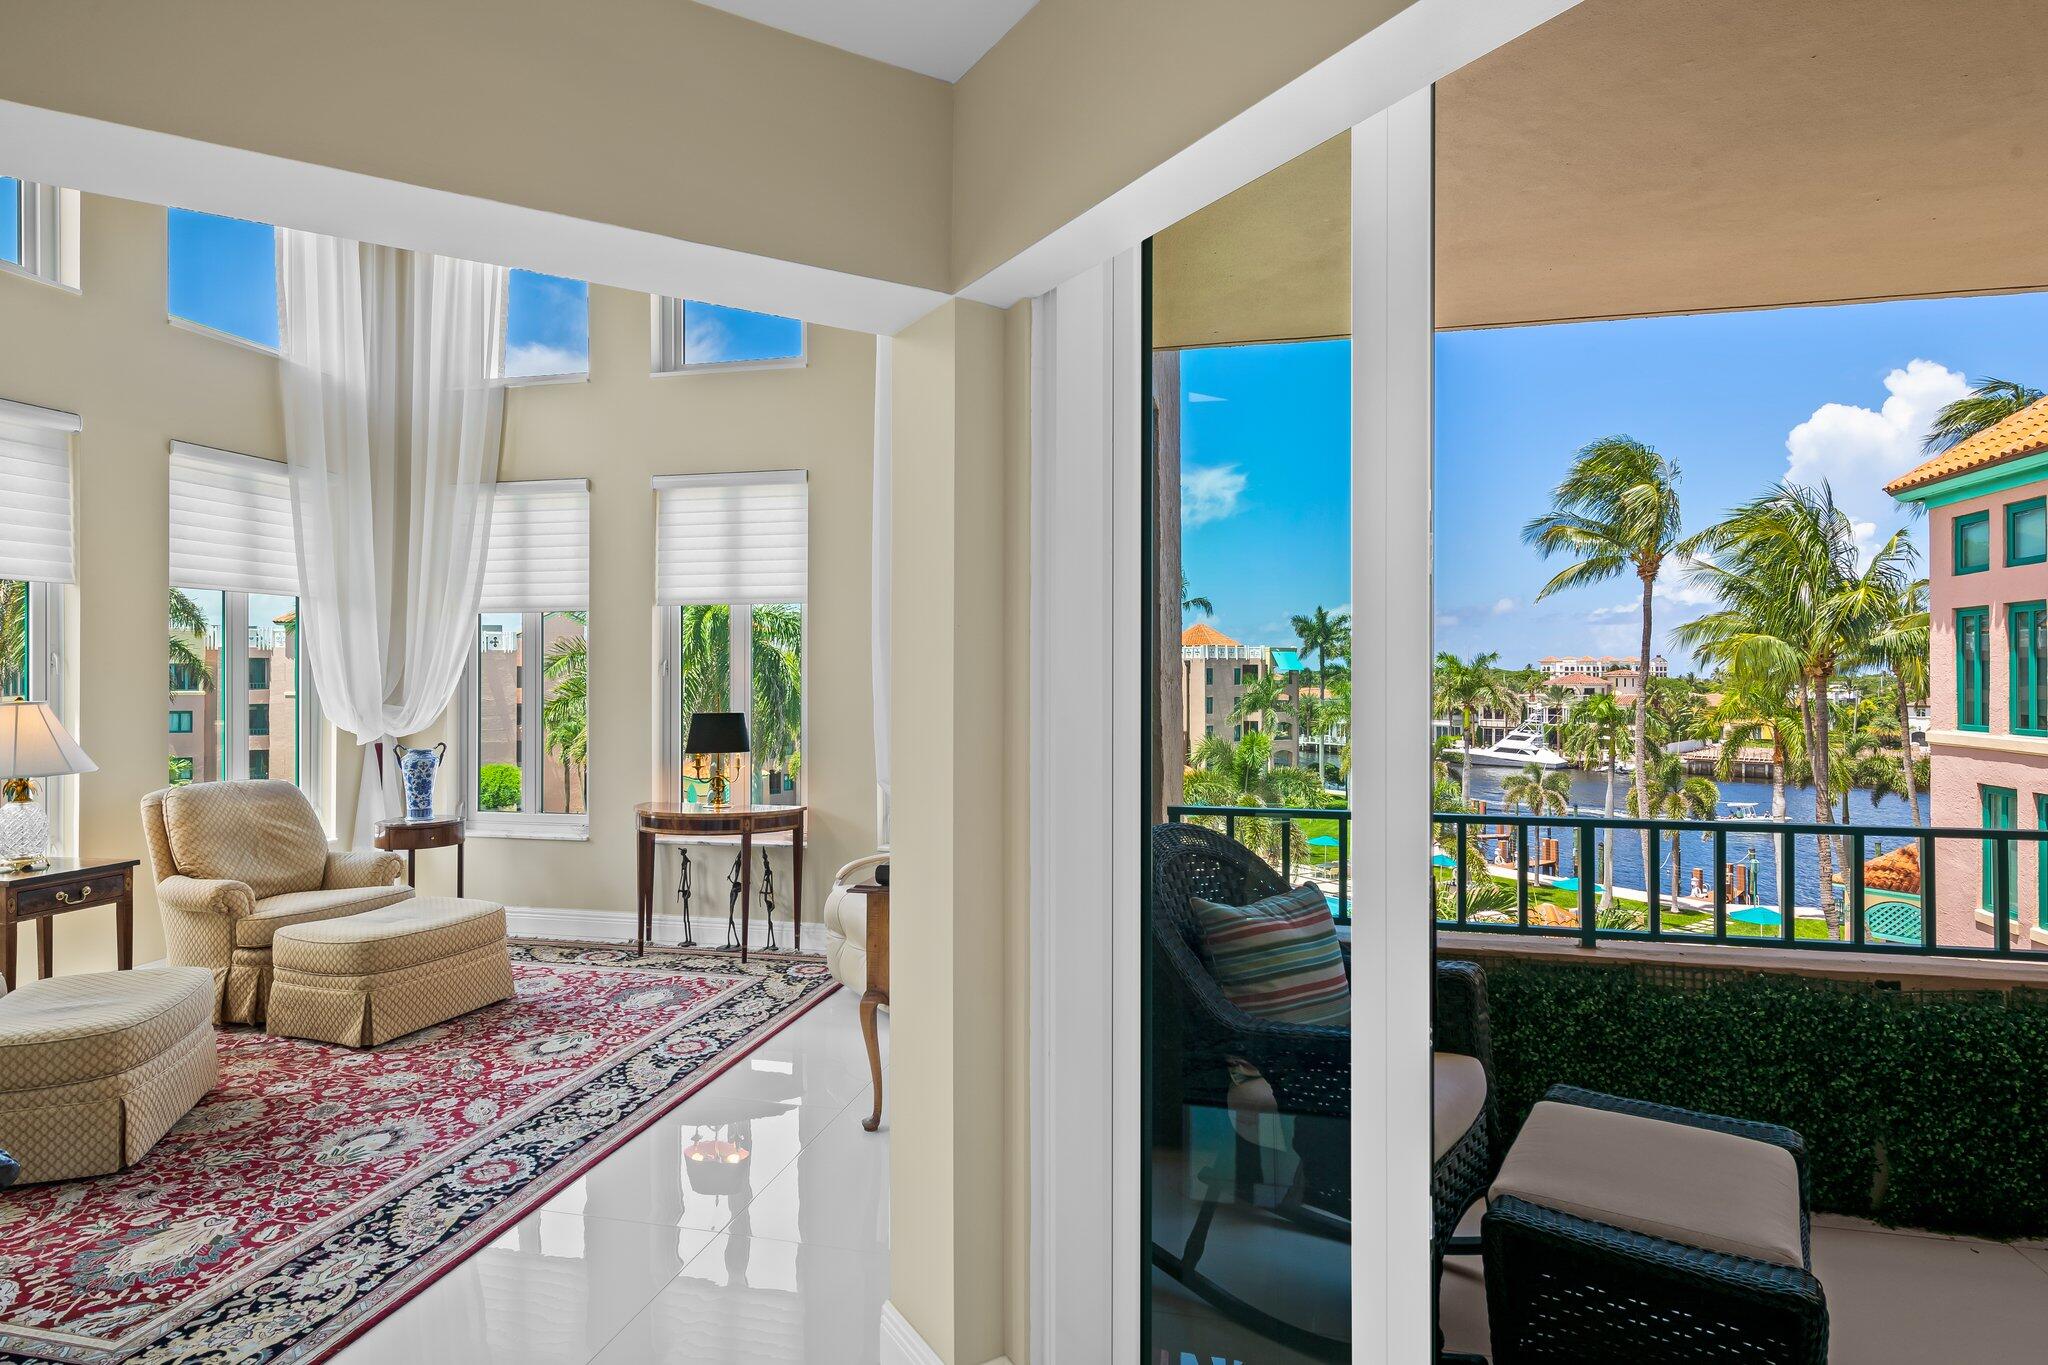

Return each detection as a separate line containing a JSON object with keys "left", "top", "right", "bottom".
{"left": 683, "top": 711, "right": 750, "bottom": 811}
{"left": 0, "top": 700, "right": 98, "bottom": 873}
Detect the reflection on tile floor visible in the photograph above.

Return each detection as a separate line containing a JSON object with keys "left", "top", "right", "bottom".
{"left": 336, "top": 990, "right": 888, "bottom": 1365}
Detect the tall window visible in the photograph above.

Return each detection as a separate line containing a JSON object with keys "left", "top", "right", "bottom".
{"left": 2008, "top": 497, "right": 2047, "bottom": 567}
{"left": 0, "top": 178, "right": 77, "bottom": 287}
{"left": 166, "top": 443, "right": 317, "bottom": 794}
{"left": 166, "top": 209, "right": 281, "bottom": 350}
{"left": 1954, "top": 509, "right": 1991, "bottom": 574}
{"left": 2011, "top": 601, "right": 2047, "bottom": 736}
{"left": 652, "top": 299, "right": 805, "bottom": 373}
{"left": 466, "top": 481, "right": 590, "bottom": 828}
{"left": 1981, "top": 785, "right": 2018, "bottom": 918}
{"left": 1956, "top": 607, "right": 1990, "bottom": 731}
{"left": 655, "top": 472, "right": 808, "bottom": 803}
{"left": 1, "top": 400, "right": 78, "bottom": 845}
{"left": 496, "top": 270, "right": 590, "bottom": 381}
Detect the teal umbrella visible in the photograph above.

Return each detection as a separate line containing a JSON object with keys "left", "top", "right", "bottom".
{"left": 1308, "top": 835, "right": 1341, "bottom": 848}
{"left": 1431, "top": 851, "right": 1457, "bottom": 869}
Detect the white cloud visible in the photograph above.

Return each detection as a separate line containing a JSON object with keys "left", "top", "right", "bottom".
{"left": 502, "top": 342, "right": 588, "bottom": 378}
{"left": 1182, "top": 464, "right": 1248, "bottom": 527}
{"left": 1188, "top": 392, "right": 1227, "bottom": 403}
{"left": 685, "top": 312, "right": 733, "bottom": 364}
{"left": 1492, "top": 596, "right": 1518, "bottom": 615}
{"left": 1784, "top": 359, "right": 1968, "bottom": 525}
{"left": 1435, "top": 612, "right": 1462, "bottom": 630}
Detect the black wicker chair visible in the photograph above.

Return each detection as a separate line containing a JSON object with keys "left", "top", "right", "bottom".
{"left": 0, "top": 1145, "right": 17, "bottom": 1188}
{"left": 1481, "top": 1086, "right": 1828, "bottom": 1365}
{"left": 1149, "top": 822, "right": 1495, "bottom": 1361}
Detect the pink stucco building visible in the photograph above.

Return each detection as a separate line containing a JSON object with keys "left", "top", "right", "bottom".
{"left": 1888, "top": 397, "right": 2048, "bottom": 950}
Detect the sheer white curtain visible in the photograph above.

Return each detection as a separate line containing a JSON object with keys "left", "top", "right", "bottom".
{"left": 278, "top": 231, "right": 504, "bottom": 845}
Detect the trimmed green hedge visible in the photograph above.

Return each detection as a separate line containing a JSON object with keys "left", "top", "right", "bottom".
{"left": 1477, "top": 957, "right": 2048, "bottom": 1238}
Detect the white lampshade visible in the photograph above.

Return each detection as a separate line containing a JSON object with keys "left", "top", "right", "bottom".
{"left": 0, "top": 701, "right": 97, "bottom": 780}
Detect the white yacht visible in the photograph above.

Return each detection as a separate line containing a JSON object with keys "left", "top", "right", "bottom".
{"left": 1454, "top": 724, "right": 1571, "bottom": 770}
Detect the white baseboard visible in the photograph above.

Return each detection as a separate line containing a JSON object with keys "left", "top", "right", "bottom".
{"left": 505, "top": 905, "right": 820, "bottom": 953}
{"left": 879, "top": 1303, "right": 1011, "bottom": 1365}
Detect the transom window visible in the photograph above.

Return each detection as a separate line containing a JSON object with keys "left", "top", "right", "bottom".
{"left": 166, "top": 208, "right": 282, "bottom": 351}
{"left": 0, "top": 177, "right": 78, "bottom": 288}
{"left": 1954, "top": 509, "right": 1991, "bottom": 575}
{"left": 652, "top": 299, "right": 805, "bottom": 373}
{"left": 2011, "top": 601, "right": 2047, "bottom": 736}
{"left": 1956, "top": 606, "right": 1990, "bottom": 731}
{"left": 2007, "top": 497, "right": 2047, "bottom": 567}
{"left": 495, "top": 270, "right": 590, "bottom": 381}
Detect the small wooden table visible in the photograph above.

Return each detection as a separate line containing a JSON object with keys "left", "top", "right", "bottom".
{"left": 851, "top": 880, "right": 890, "bottom": 1132}
{"left": 634, "top": 802, "right": 805, "bottom": 962}
{"left": 0, "top": 857, "right": 139, "bottom": 991}
{"left": 373, "top": 817, "right": 465, "bottom": 897}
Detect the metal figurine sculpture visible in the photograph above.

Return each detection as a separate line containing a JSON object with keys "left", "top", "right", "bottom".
{"left": 757, "top": 848, "right": 779, "bottom": 952}
{"left": 674, "top": 847, "right": 697, "bottom": 948}
{"left": 725, "top": 852, "right": 746, "bottom": 950}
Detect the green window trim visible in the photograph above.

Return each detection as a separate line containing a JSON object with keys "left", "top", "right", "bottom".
{"left": 168, "top": 710, "right": 193, "bottom": 734}
{"left": 1955, "top": 509, "right": 1992, "bottom": 574}
{"left": 2007, "top": 497, "right": 2047, "bottom": 567}
{"left": 2011, "top": 602, "right": 2048, "bottom": 735}
{"left": 1981, "top": 785, "right": 2018, "bottom": 918}
{"left": 2038, "top": 795, "right": 2048, "bottom": 930}
{"left": 1956, "top": 607, "right": 1991, "bottom": 731}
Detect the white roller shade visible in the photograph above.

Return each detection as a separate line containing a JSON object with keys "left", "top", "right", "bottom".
{"left": 169, "top": 442, "right": 300, "bottom": 596}
{"left": 480, "top": 479, "right": 590, "bottom": 612}
{"left": 653, "top": 471, "right": 808, "bottom": 606}
{"left": 0, "top": 399, "right": 79, "bottom": 585}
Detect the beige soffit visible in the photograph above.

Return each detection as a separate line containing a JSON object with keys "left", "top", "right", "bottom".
{"left": 0, "top": 0, "right": 955, "bottom": 295}
{"left": 1436, "top": 0, "right": 2048, "bottom": 329}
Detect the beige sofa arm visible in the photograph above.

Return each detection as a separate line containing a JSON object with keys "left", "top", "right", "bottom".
{"left": 323, "top": 850, "right": 406, "bottom": 890}
{"left": 157, "top": 875, "right": 256, "bottom": 919}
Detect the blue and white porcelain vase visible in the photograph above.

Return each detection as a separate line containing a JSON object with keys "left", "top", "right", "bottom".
{"left": 394, "top": 742, "right": 446, "bottom": 822}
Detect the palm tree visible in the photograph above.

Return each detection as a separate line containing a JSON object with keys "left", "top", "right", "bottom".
{"left": 1706, "top": 681, "right": 1802, "bottom": 822}
{"left": 1183, "top": 730, "right": 1323, "bottom": 861}
{"left": 1502, "top": 762, "right": 1572, "bottom": 887}
{"left": 0, "top": 580, "right": 24, "bottom": 695}
{"left": 1562, "top": 693, "right": 1629, "bottom": 912}
{"left": 1923, "top": 378, "right": 2043, "bottom": 453}
{"left": 168, "top": 588, "right": 212, "bottom": 690}
{"left": 1230, "top": 670, "right": 1288, "bottom": 767}
{"left": 1432, "top": 651, "right": 1517, "bottom": 804}
{"left": 1540, "top": 683, "right": 1572, "bottom": 747}
{"left": 677, "top": 604, "right": 803, "bottom": 795}
{"left": 1524, "top": 436, "right": 1684, "bottom": 873}
{"left": 1678, "top": 482, "right": 1917, "bottom": 934}
{"left": 1627, "top": 752, "right": 1720, "bottom": 901}
{"left": 1290, "top": 605, "right": 1350, "bottom": 716}
{"left": 1181, "top": 574, "right": 1213, "bottom": 619}
{"left": 1869, "top": 579, "right": 1929, "bottom": 826}
{"left": 541, "top": 613, "right": 588, "bottom": 809}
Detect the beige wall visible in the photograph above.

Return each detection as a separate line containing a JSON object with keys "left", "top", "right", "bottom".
{"left": 0, "top": 0, "right": 954, "bottom": 293}
{"left": 888, "top": 298, "right": 1020, "bottom": 1364}
{"left": 0, "top": 192, "right": 877, "bottom": 975}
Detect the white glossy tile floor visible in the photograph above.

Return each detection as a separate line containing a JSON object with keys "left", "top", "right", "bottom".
{"left": 335, "top": 988, "right": 889, "bottom": 1365}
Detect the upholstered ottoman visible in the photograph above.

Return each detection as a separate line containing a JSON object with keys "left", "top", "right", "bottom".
{"left": 1482, "top": 1085, "right": 1828, "bottom": 1364}
{"left": 0, "top": 966, "right": 219, "bottom": 1183}
{"left": 267, "top": 898, "right": 514, "bottom": 1048}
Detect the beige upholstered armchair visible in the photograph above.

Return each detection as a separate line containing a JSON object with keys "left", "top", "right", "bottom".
{"left": 140, "top": 780, "right": 412, "bottom": 1024}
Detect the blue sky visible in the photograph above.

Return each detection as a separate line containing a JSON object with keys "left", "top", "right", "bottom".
{"left": 0, "top": 177, "right": 19, "bottom": 264}
{"left": 1181, "top": 291, "right": 2048, "bottom": 672}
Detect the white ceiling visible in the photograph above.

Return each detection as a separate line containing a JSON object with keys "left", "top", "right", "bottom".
{"left": 694, "top": 0, "right": 1038, "bottom": 82}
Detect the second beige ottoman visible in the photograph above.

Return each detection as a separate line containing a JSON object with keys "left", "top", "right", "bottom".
{"left": 267, "top": 898, "right": 514, "bottom": 1047}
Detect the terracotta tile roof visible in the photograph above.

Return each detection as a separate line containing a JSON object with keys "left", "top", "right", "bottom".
{"left": 1547, "top": 673, "right": 1609, "bottom": 687}
{"left": 1886, "top": 396, "right": 2048, "bottom": 496}
{"left": 1181, "top": 623, "right": 1240, "bottom": 647}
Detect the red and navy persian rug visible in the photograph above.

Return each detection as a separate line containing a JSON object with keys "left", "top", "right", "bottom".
{"left": 0, "top": 942, "right": 835, "bottom": 1363}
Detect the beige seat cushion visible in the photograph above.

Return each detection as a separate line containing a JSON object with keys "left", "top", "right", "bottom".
{"left": 1433, "top": 1051, "right": 1487, "bottom": 1163}
{"left": 0, "top": 968, "right": 216, "bottom": 1089}
{"left": 1491, "top": 1098, "right": 1804, "bottom": 1268}
{"left": 234, "top": 885, "right": 416, "bottom": 948}
{"left": 272, "top": 897, "right": 507, "bottom": 977}
{"left": 161, "top": 780, "right": 327, "bottom": 898}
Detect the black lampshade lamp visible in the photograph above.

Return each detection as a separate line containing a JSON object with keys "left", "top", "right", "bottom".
{"left": 684, "top": 711, "right": 751, "bottom": 809}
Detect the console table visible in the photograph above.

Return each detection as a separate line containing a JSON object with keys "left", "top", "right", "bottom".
{"left": 851, "top": 879, "right": 890, "bottom": 1132}
{"left": 0, "top": 856, "right": 139, "bottom": 991}
{"left": 634, "top": 802, "right": 805, "bottom": 962}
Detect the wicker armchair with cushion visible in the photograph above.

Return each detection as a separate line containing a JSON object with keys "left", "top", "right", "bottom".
{"left": 142, "top": 781, "right": 412, "bottom": 1025}
{"left": 1149, "top": 822, "right": 1494, "bottom": 1359}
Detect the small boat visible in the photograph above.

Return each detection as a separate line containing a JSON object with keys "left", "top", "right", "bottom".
{"left": 1454, "top": 724, "right": 1571, "bottom": 770}
{"left": 1722, "top": 801, "right": 1762, "bottom": 821}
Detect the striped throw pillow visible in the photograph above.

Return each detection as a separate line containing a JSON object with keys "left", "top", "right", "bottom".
{"left": 1191, "top": 885, "right": 1349, "bottom": 1026}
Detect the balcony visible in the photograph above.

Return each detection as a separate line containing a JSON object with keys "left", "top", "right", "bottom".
{"left": 1156, "top": 802, "right": 2048, "bottom": 1361}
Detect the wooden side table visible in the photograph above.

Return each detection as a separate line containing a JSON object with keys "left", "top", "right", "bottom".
{"left": 373, "top": 817, "right": 465, "bottom": 896}
{"left": 852, "top": 880, "right": 890, "bottom": 1132}
{"left": 0, "top": 857, "right": 139, "bottom": 991}
{"left": 634, "top": 802, "right": 805, "bottom": 962}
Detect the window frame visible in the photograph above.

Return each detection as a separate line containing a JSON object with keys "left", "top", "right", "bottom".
{"left": 163, "top": 208, "right": 284, "bottom": 355}
{"left": 2, "top": 580, "right": 68, "bottom": 851}
{"left": 490, "top": 269, "right": 591, "bottom": 388}
{"left": 1956, "top": 606, "right": 1991, "bottom": 732}
{"left": 2010, "top": 600, "right": 2047, "bottom": 736}
{"left": 0, "top": 180, "right": 80, "bottom": 291}
{"left": 2037, "top": 794, "right": 2048, "bottom": 931}
{"left": 168, "top": 709, "right": 194, "bottom": 735}
{"left": 1953, "top": 509, "right": 1992, "bottom": 575}
{"left": 1981, "top": 784, "right": 2019, "bottom": 918}
{"left": 166, "top": 589, "right": 324, "bottom": 801}
{"left": 460, "top": 609, "right": 591, "bottom": 839}
{"left": 2006, "top": 496, "right": 2047, "bottom": 568}
{"left": 650, "top": 297, "right": 808, "bottom": 376}
{"left": 659, "top": 604, "right": 808, "bottom": 808}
